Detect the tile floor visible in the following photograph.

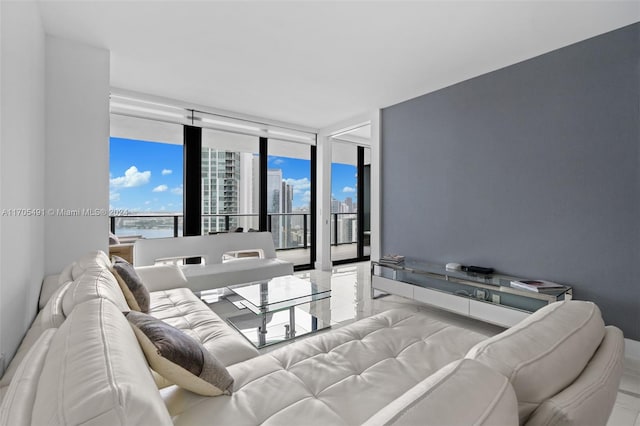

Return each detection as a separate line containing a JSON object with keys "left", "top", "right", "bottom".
{"left": 212, "top": 261, "right": 640, "bottom": 425}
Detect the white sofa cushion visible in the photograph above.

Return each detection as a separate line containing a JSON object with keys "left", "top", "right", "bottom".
{"left": 135, "top": 264, "right": 189, "bottom": 292}
{"left": 0, "top": 313, "right": 48, "bottom": 394}
{"left": 39, "top": 280, "right": 72, "bottom": 329}
{"left": 38, "top": 274, "right": 63, "bottom": 310}
{"left": 0, "top": 282, "right": 72, "bottom": 392}
{"left": 62, "top": 266, "right": 130, "bottom": 316}
{"left": 0, "top": 329, "right": 56, "bottom": 426}
{"left": 466, "top": 301, "right": 605, "bottom": 422}
{"left": 363, "top": 358, "right": 518, "bottom": 426}
{"left": 165, "top": 308, "right": 487, "bottom": 425}
{"left": 58, "top": 261, "right": 75, "bottom": 284}
{"left": 525, "top": 326, "right": 624, "bottom": 426}
{"left": 31, "top": 298, "right": 171, "bottom": 425}
{"left": 149, "top": 288, "right": 259, "bottom": 366}
{"left": 70, "top": 250, "right": 112, "bottom": 280}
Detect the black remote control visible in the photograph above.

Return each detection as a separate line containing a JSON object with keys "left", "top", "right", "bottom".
{"left": 462, "top": 266, "right": 494, "bottom": 275}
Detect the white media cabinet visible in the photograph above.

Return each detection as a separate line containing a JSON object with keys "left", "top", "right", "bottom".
{"left": 371, "top": 260, "right": 572, "bottom": 328}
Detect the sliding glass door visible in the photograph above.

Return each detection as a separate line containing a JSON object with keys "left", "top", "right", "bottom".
{"left": 331, "top": 141, "right": 370, "bottom": 264}
{"left": 267, "top": 138, "right": 315, "bottom": 269}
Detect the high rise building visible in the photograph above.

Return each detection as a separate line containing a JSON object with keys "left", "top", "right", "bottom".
{"left": 345, "top": 197, "right": 354, "bottom": 213}
{"left": 331, "top": 197, "right": 341, "bottom": 214}
{"left": 200, "top": 150, "right": 293, "bottom": 244}
{"left": 201, "top": 148, "right": 255, "bottom": 233}
{"left": 266, "top": 169, "right": 293, "bottom": 248}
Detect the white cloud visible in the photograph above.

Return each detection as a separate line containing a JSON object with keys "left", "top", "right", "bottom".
{"left": 342, "top": 186, "right": 356, "bottom": 193}
{"left": 171, "top": 185, "right": 183, "bottom": 195}
{"left": 145, "top": 201, "right": 151, "bottom": 205}
{"left": 109, "top": 192, "right": 120, "bottom": 201}
{"left": 152, "top": 184, "right": 168, "bottom": 192}
{"left": 284, "top": 177, "right": 311, "bottom": 195}
{"left": 301, "top": 191, "right": 311, "bottom": 204}
{"left": 162, "top": 169, "right": 173, "bottom": 175}
{"left": 110, "top": 166, "right": 151, "bottom": 188}
{"left": 273, "top": 158, "right": 285, "bottom": 166}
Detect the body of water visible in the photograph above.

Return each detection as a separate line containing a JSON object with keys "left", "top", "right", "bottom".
{"left": 115, "top": 227, "right": 182, "bottom": 239}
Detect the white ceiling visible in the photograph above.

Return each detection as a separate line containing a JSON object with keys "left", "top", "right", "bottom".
{"left": 38, "top": 1, "right": 640, "bottom": 130}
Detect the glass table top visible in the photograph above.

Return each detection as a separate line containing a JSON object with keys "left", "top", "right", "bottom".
{"left": 226, "top": 275, "right": 331, "bottom": 315}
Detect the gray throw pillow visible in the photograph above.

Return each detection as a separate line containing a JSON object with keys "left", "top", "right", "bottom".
{"left": 125, "top": 311, "right": 234, "bottom": 396}
{"left": 112, "top": 256, "right": 150, "bottom": 313}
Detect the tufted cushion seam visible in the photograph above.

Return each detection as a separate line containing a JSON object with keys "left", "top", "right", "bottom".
{"left": 393, "top": 325, "right": 452, "bottom": 358}
{"left": 281, "top": 346, "right": 419, "bottom": 398}
{"left": 476, "top": 375, "right": 513, "bottom": 424}
{"left": 540, "top": 400, "right": 565, "bottom": 426}
{"left": 57, "top": 304, "right": 71, "bottom": 425}
{"left": 161, "top": 291, "right": 198, "bottom": 333}
{"left": 316, "top": 358, "right": 420, "bottom": 399}
{"left": 95, "top": 270, "right": 107, "bottom": 298}
{"left": 233, "top": 362, "right": 301, "bottom": 390}
{"left": 261, "top": 394, "right": 348, "bottom": 426}
{"left": 531, "top": 333, "right": 623, "bottom": 426}
{"left": 233, "top": 366, "right": 345, "bottom": 424}
{"left": 97, "top": 298, "right": 127, "bottom": 425}
{"left": 261, "top": 317, "right": 460, "bottom": 398}
{"left": 274, "top": 324, "right": 460, "bottom": 399}
{"left": 323, "top": 313, "right": 422, "bottom": 347}
{"left": 381, "top": 359, "right": 468, "bottom": 424}
{"left": 270, "top": 315, "right": 445, "bottom": 372}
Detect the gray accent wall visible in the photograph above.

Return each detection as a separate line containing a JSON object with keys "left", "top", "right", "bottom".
{"left": 381, "top": 23, "right": 639, "bottom": 339}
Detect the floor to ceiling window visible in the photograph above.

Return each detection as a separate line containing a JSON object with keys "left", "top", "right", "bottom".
{"left": 110, "top": 93, "right": 316, "bottom": 270}
{"left": 109, "top": 113, "right": 184, "bottom": 238}
{"left": 201, "top": 129, "right": 259, "bottom": 234}
{"left": 266, "top": 138, "right": 315, "bottom": 268}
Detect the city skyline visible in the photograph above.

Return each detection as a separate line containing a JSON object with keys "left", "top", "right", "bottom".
{"left": 109, "top": 137, "right": 358, "bottom": 213}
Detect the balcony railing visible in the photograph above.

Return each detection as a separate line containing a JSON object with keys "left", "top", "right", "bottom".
{"left": 110, "top": 212, "right": 364, "bottom": 249}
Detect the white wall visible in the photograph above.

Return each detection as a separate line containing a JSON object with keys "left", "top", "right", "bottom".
{"left": 45, "top": 36, "right": 110, "bottom": 273}
{"left": 316, "top": 112, "right": 381, "bottom": 269}
{"left": 0, "top": 1, "right": 46, "bottom": 370}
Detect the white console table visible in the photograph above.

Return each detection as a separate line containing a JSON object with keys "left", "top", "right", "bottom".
{"left": 371, "top": 261, "right": 572, "bottom": 328}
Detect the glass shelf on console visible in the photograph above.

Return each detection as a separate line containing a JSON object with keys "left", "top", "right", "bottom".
{"left": 372, "top": 260, "right": 572, "bottom": 315}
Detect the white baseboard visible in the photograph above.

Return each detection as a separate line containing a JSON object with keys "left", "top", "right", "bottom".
{"left": 624, "top": 338, "right": 640, "bottom": 372}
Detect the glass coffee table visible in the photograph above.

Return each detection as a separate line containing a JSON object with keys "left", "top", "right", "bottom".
{"left": 224, "top": 275, "right": 331, "bottom": 348}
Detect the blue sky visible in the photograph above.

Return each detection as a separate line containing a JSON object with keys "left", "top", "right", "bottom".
{"left": 110, "top": 138, "right": 356, "bottom": 212}
{"left": 109, "top": 138, "right": 184, "bottom": 212}
{"left": 331, "top": 163, "right": 358, "bottom": 202}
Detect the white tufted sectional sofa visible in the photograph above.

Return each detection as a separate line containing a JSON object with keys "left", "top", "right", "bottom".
{"left": 0, "top": 251, "right": 625, "bottom": 425}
